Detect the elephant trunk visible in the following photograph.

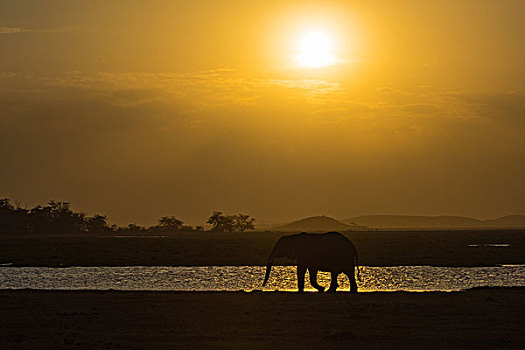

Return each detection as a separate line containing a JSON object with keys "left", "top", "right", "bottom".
{"left": 263, "top": 239, "right": 281, "bottom": 286}
{"left": 262, "top": 262, "right": 273, "bottom": 286}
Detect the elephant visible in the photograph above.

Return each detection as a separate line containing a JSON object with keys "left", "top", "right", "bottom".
{"left": 262, "top": 232, "right": 361, "bottom": 293}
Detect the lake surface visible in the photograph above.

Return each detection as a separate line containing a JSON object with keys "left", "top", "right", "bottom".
{"left": 1, "top": 265, "right": 524, "bottom": 292}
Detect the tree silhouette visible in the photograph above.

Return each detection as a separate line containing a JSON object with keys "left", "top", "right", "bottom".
{"left": 84, "top": 214, "right": 109, "bottom": 233}
{"left": 0, "top": 198, "right": 29, "bottom": 234}
{"left": 29, "top": 201, "right": 85, "bottom": 234}
{"left": 207, "top": 211, "right": 256, "bottom": 232}
{"left": 2, "top": 197, "right": 264, "bottom": 235}
{"left": 155, "top": 216, "right": 185, "bottom": 232}
{"left": 234, "top": 213, "right": 256, "bottom": 232}
{"left": 122, "top": 223, "right": 145, "bottom": 232}
{"left": 207, "top": 211, "right": 236, "bottom": 232}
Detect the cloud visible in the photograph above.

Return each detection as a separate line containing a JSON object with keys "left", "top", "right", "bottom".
{"left": 0, "top": 70, "right": 343, "bottom": 115}
{"left": 2, "top": 71, "right": 523, "bottom": 128}
{"left": 35, "top": 26, "right": 75, "bottom": 34}
{"left": 1, "top": 71, "right": 524, "bottom": 224}
{"left": 0, "top": 26, "right": 28, "bottom": 34}
{"left": 2, "top": 71, "right": 524, "bottom": 140}
{"left": 267, "top": 79, "right": 341, "bottom": 95}
{"left": 0, "top": 26, "right": 75, "bottom": 35}
{"left": 457, "top": 91, "right": 525, "bottom": 129}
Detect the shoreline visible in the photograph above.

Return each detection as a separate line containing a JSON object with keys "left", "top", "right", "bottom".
{"left": 0, "top": 288, "right": 522, "bottom": 294}
{"left": 1, "top": 230, "right": 524, "bottom": 267}
{"left": 2, "top": 263, "right": 524, "bottom": 267}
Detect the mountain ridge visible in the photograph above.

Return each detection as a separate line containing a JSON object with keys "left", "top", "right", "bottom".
{"left": 340, "top": 214, "right": 525, "bottom": 228}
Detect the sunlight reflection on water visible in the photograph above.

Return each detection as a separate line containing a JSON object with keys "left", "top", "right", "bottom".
{"left": 0, "top": 265, "right": 523, "bottom": 292}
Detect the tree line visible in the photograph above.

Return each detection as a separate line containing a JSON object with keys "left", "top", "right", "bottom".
{"left": 0, "top": 198, "right": 255, "bottom": 234}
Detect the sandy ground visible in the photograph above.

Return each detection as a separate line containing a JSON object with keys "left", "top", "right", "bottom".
{"left": 1, "top": 288, "right": 523, "bottom": 349}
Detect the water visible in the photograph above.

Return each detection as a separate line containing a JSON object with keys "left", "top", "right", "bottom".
{"left": 1, "top": 265, "right": 524, "bottom": 292}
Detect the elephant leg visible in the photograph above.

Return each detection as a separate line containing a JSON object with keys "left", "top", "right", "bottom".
{"left": 326, "top": 271, "right": 339, "bottom": 293}
{"left": 345, "top": 266, "right": 358, "bottom": 293}
{"left": 297, "top": 265, "right": 306, "bottom": 293}
{"left": 308, "top": 268, "right": 325, "bottom": 292}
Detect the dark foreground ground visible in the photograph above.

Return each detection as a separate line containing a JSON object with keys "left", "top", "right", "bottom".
{"left": 1, "top": 288, "right": 523, "bottom": 349}
{"left": 1, "top": 229, "right": 524, "bottom": 266}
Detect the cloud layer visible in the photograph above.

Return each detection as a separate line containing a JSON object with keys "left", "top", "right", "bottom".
{"left": 0, "top": 26, "right": 27, "bottom": 34}
{"left": 1, "top": 70, "right": 524, "bottom": 224}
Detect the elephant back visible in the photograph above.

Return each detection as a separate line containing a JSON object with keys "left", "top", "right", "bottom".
{"left": 300, "top": 232, "right": 357, "bottom": 267}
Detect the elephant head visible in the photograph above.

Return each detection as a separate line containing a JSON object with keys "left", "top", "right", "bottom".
{"left": 262, "top": 233, "right": 306, "bottom": 286}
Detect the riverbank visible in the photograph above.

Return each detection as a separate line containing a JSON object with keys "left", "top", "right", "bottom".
{"left": 1, "top": 288, "right": 523, "bottom": 349}
{"left": 1, "top": 230, "right": 524, "bottom": 267}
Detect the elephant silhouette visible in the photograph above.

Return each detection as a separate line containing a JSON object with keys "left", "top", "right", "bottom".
{"left": 262, "top": 232, "right": 361, "bottom": 293}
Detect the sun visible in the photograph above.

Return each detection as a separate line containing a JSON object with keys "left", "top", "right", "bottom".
{"left": 295, "top": 31, "right": 337, "bottom": 68}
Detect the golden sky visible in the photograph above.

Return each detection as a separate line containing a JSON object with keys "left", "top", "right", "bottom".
{"left": 1, "top": 0, "right": 524, "bottom": 225}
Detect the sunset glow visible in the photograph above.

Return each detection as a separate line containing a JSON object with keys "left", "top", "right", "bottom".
{"left": 1, "top": 0, "right": 524, "bottom": 225}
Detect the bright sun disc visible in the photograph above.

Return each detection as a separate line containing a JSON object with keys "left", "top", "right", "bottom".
{"left": 296, "top": 31, "right": 337, "bottom": 68}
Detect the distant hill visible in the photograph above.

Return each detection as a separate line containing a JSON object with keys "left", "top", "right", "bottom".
{"left": 483, "top": 215, "right": 525, "bottom": 228}
{"left": 271, "top": 216, "right": 362, "bottom": 232}
{"left": 340, "top": 215, "right": 525, "bottom": 229}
